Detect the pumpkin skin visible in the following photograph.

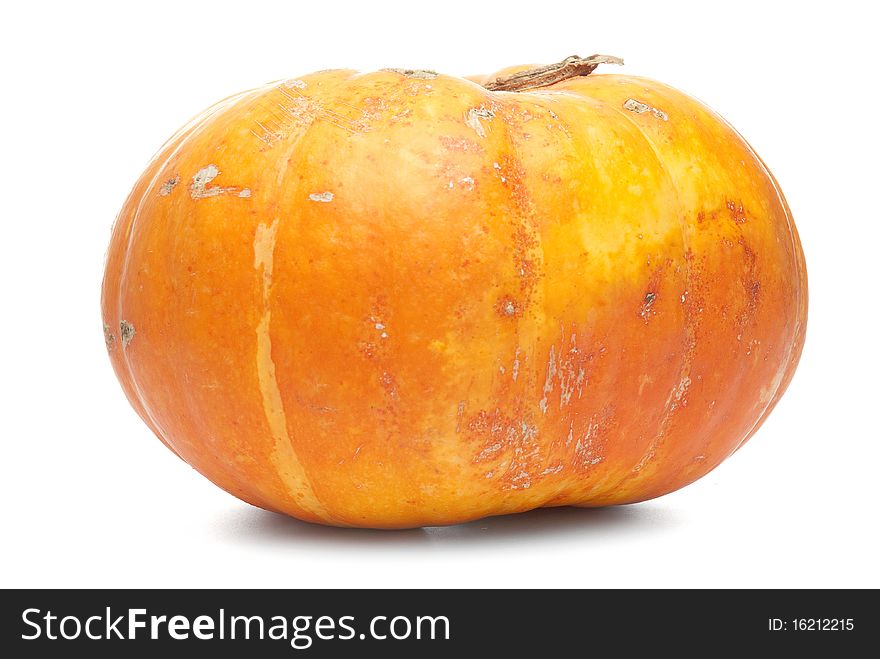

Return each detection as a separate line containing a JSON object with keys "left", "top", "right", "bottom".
{"left": 101, "top": 64, "right": 807, "bottom": 528}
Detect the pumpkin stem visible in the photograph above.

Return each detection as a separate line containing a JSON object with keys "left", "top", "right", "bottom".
{"left": 483, "top": 55, "right": 623, "bottom": 92}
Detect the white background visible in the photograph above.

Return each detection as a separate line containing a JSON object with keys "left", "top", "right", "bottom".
{"left": 2, "top": 0, "right": 877, "bottom": 588}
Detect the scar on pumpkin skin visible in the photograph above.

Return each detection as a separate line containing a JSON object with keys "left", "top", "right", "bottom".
{"left": 383, "top": 68, "right": 438, "bottom": 79}
{"left": 120, "top": 320, "right": 135, "bottom": 349}
{"left": 103, "top": 323, "right": 116, "bottom": 350}
{"left": 158, "top": 175, "right": 179, "bottom": 196}
{"left": 495, "top": 296, "right": 521, "bottom": 318}
{"left": 465, "top": 107, "right": 495, "bottom": 138}
{"left": 640, "top": 292, "right": 657, "bottom": 321}
{"left": 623, "top": 98, "right": 669, "bottom": 121}
{"left": 190, "top": 164, "right": 252, "bottom": 199}
{"left": 309, "top": 192, "right": 334, "bottom": 202}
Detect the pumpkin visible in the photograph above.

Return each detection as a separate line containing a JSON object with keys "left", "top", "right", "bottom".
{"left": 102, "top": 55, "right": 807, "bottom": 528}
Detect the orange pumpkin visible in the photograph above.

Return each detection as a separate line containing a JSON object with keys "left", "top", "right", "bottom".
{"left": 102, "top": 55, "right": 807, "bottom": 528}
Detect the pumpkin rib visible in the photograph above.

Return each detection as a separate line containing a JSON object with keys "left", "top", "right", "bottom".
{"left": 569, "top": 88, "right": 696, "bottom": 503}
{"left": 579, "top": 81, "right": 714, "bottom": 502}
{"left": 498, "top": 87, "right": 686, "bottom": 507}
{"left": 181, "top": 84, "right": 348, "bottom": 522}
{"left": 101, "top": 108, "right": 225, "bottom": 461}
{"left": 487, "top": 92, "right": 552, "bottom": 513}
{"left": 112, "top": 88, "right": 305, "bottom": 516}
{"left": 624, "top": 78, "right": 807, "bottom": 476}
{"left": 501, "top": 92, "right": 598, "bottom": 509}
{"left": 724, "top": 138, "right": 807, "bottom": 456}
{"left": 253, "top": 74, "right": 371, "bottom": 525}
{"left": 115, "top": 88, "right": 268, "bottom": 462}
{"left": 489, "top": 88, "right": 626, "bottom": 514}
{"left": 607, "top": 77, "right": 805, "bottom": 501}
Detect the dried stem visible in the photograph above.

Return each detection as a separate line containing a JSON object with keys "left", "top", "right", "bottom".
{"left": 484, "top": 54, "right": 623, "bottom": 92}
